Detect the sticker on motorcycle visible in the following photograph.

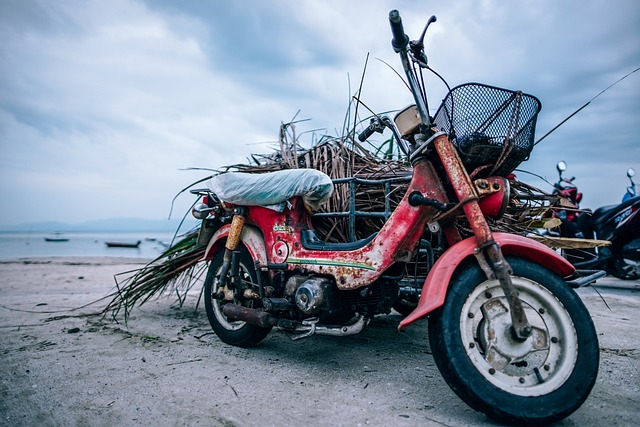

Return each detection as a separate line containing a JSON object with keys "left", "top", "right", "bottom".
{"left": 273, "top": 224, "right": 294, "bottom": 233}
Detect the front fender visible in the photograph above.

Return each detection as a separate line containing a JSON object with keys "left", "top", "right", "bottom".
{"left": 201, "top": 224, "right": 267, "bottom": 266}
{"left": 398, "top": 232, "right": 575, "bottom": 330}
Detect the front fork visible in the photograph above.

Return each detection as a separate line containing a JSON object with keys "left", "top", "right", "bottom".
{"left": 216, "top": 207, "right": 246, "bottom": 299}
{"left": 433, "top": 134, "right": 532, "bottom": 340}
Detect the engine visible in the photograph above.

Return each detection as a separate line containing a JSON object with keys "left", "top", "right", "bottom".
{"left": 281, "top": 274, "right": 398, "bottom": 323}
{"left": 284, "top": 276, "right": 336, "bottom": 316}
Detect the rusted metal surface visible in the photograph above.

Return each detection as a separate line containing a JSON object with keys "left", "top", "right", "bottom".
{"left": 484, "top": 243, "right": 532, "bottom": 340}
{"left": 433, "top": 133, "right": 533, "bottom": 338}
{"left": 476, "top": 177, "right": 510, "bottom": 219}
{"left": 433, "top": 134, "right": 494, "bottom": 246}
{"left": 202, "top": 224, "right": 268, "bottom": 266}
{"left": 222, "top": 304, "right": 278, "bottom": 328}
{"left": 297, "top": 159, "right": 448, "bottom": 289}
{"left": 474, "top": 177, "right": 506, "bottom": 197}
{"left": 241, "top": 158, "right": 449, "bottom": 290}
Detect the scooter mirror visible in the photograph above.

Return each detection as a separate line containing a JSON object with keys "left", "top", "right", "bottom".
{"left": 627, "top": 168, "right": 636, "bottom": 178}
{"left": 557, "top": 161, "right": 567, "bottom": 173}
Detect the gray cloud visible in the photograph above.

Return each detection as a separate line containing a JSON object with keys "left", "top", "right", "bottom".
{"left": 0, "top": 0, "right": 638, "bottom": 226}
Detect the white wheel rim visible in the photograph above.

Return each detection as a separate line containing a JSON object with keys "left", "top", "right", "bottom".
{"left": 460, "top": 276, "right": 578, "bottom": 396}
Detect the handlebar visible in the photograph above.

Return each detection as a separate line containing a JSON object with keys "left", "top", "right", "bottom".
{"left": 358, "top": 124, "right": 377, "bottom": 142}
{"left": 389, "top": 10, "right": 409, "bottom": 52}
{"left": 358, "top": 117, "right": 386, "bottom": 142}
{"left": 357, "top": 116, "right": 410, "bottom": 156}
{"left": 388, "top": 10, "right": 433, "bottom": 129}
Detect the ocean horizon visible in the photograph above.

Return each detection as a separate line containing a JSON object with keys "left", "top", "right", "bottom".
{"left": 0, "top": 230, "right": 193, "bottom": 261}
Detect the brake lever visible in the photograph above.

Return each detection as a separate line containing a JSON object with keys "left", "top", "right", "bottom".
{"left": 410, "top": 15, "right": 437, "bottom": 68}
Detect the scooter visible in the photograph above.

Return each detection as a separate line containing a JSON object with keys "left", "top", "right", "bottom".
{"left": 192, "top": 10, "right": 600, "bottom": 425}
{"left": 572, "top": 168, "right": 640, "bottom": 279}
{"left": 552, "top": 160, "right": 582, "bottom": 223}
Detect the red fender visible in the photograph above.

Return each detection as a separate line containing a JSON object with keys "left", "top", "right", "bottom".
{"left": 201, "top": 224, "right": 267, "bottom": 266}
{"left": 398, "top": 232, "right": 575, "bottom": 330}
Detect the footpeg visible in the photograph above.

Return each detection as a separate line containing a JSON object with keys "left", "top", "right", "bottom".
{"left": 291, "top": 317, "right": 319, "bottom": 341}
{"left": 289, "top": 315, "right": 370, "bottom": 341}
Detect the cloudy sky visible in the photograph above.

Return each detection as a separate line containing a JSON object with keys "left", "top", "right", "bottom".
{"left": 1, "top": 0, "right": 639, "bottom": 227}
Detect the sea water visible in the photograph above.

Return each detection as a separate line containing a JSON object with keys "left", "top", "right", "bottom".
{"left": 0, "top": 231, "right": 187, "bottom": 260}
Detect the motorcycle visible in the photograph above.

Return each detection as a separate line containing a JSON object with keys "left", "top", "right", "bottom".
{"left": 548, "top": 162, "right": 640, "bottom": 279}
{"left": 552, "top": 160, "right": 582, "bottom": 223}
{"left": 191, "top": 10, "right": 600, "bottom": 425}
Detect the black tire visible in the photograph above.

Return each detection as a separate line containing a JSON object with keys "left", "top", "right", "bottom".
{"left": 204, "top": 245, "right": 271, "bottom": 348}
{"left": 393, "top": 295, "right": 418, "bottom": 317}
{"left": 428, "top": 257, "right": 599, "bottom": 425}
{"left": 609, "top": 238, "right": 640, "bottom": 280}
{"left": 609, "top": 256, "right": 640, "bottom": 280}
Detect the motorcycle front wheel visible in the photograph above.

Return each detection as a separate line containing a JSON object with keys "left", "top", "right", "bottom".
{"left": 203, "top": 245, "right": 272, "bottom": 348}
{"left": 428, "top": 257, "right": 599, "bottom": 425}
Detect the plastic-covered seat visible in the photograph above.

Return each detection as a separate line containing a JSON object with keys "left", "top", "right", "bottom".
{"left": 207, "top": 169, "right": 334, "bottom": 212}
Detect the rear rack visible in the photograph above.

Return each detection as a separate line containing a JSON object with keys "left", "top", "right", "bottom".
{"left": 312, "top": 175, "right": 411, "bottom": 242}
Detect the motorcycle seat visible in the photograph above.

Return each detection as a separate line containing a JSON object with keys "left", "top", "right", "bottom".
{"left": 300, "top": 229, "right": 377, "bottom": 251}
{"left": 591, "top": 195, "right": 640, "bottom": 227}
{"left": 207, "top": 169, "right": 334, "bottom": 212}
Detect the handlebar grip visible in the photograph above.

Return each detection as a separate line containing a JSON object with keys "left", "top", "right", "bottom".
{"left": 358, "top": 125, "right": 376, "bottom": 142}
{"left": 389, "top": 10, "right": 409, "bottom": 52}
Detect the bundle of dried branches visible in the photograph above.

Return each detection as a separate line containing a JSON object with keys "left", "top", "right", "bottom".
{"left": 495, "top": 179, "right": 559, "bottom": 233}
{"left": 105, "top": 119, "right": 562, "bottom": 319}
{"left": 226, "top": 122, "right": 411, "bottom": 241}
{"left": 105, "top": 121, "right": 411, "bottom": 318}
{"left": 104, "top": 230, "right": 207, "bottom": 320}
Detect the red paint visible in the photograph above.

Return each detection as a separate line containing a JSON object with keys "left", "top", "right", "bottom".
{"left": 398, "top": 232, "right": 575, "bottom": 329}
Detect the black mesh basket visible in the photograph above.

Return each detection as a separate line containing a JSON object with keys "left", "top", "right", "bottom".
{"left": 433, "top": 83, "right": 542, "bottom": 177}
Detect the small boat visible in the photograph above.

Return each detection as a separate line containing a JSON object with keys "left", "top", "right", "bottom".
{"left": 105, "top": 240, "right": 141, "bottom": 248}
{"left": 45, "top": 233, "right": 69, "bottom": 242}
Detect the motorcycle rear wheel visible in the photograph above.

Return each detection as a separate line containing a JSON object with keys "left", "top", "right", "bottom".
{"left": 609, "top": 238, "right": 640, "bottom": 280}
{"left": 204, "top": 245, "right": 272, "bottom": 348}
{"left": 428, "top": 257, "right": 599, "bottom": 425}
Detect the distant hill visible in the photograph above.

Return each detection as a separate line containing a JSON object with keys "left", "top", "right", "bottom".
{"left": 0, "top": 217, "right": 198, "bottom": 232}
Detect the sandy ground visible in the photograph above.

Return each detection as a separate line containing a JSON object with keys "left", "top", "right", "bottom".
{"left": 0, "top": 257, "right": 638, "bottom": 427}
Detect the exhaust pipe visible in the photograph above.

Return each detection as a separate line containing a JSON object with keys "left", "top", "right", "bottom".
{"left": 222, "top": 304, "right": 371, "bottom": 340}
{"left": 222, "top": 304, "right": 279, "bottom": 328}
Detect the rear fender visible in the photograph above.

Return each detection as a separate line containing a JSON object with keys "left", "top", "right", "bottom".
{"left": 202, "top": 224, "right": 267, "bottom": 266}
{"left": 398, "top": 232, "right": 575, "bottom": 330}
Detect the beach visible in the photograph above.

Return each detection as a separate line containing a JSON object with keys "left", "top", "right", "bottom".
{"left": 1, "top": 257, "right": 639, "bottom": 426}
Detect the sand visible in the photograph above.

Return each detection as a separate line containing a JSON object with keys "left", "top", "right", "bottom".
{"left": 1, "top": 257, "right": 639, "bottom": 426}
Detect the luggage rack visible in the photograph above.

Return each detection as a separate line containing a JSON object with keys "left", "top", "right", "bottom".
{"left": 312, "top": 175, "right": 412, "bottom": 242}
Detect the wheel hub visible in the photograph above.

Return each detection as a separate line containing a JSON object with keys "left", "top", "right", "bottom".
{"left": 477, "top": 298, "right": 549, "bottom": 371}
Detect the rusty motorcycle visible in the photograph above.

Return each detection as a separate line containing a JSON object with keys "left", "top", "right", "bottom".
{"left": 191, "top": 10, "right": 600, "bottom": 425}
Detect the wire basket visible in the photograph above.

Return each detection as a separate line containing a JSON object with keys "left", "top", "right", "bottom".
{"left": 433, "top": 83, "right": 542, "bottom": 177}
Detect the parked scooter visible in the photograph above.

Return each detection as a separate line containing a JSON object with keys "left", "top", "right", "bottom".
{"left": 552, "top": 160, "right": 582, "bottom": 222}
{"left": 548, "top": 162, "right": 640, "bottom": 279}
{"left": 192, "top": 10, "right": 600, "bottom": 424}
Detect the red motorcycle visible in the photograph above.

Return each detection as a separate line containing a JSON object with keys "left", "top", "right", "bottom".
{"left": 552, "top": 160, "right": 583, "bottom": 223}
{"left": 192, "top": 10, "right": 599, "bottom": 425}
